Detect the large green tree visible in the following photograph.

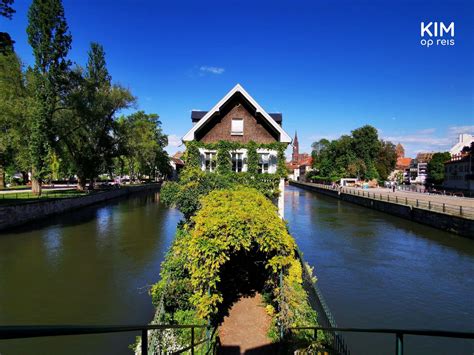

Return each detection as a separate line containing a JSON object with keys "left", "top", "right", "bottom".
{"left": 115, "top": 111, "right": 170, "bottom": 181}
{"left": 427, "top": 152, "right": 451, "bottom": 185}
{"left": 61, "top": 42, "right": 134, "bottom": 190}
{"left": 376, "top": 140, "right": 397, "bottom": 181}
{"left": 310, "top": 125, "right": 396, "bottom": 182}
{"left": 0, "top": 48, "right": 23, "bottom": 188}
{"left": 27, "top": 0, "right": 72, "bottom": 194}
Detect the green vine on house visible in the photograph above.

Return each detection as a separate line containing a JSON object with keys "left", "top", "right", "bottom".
{"left": 151, "top": 188, "right": 321, "bottom": 351}
{"left": 162, "top": 140, "right": 288, "bottom": 219}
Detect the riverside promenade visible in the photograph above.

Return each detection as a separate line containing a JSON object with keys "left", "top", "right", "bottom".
{"left": 290, "top": 181, "right": 474, "bottom": 238}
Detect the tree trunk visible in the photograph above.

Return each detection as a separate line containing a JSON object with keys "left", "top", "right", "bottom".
{"left": 32, "top": 177, "right": 42, "bottom": 196}
{"left": 21, "top": 171, "right": 29, "bottom": 185}
{"left": 77, "top": 176, "right": 86, "bottom": 191}
{"left": 0, "top": 163, "right": 5, "bottom": 189}
{"left": 89, "top": 177, "right": 95, "bottom": 190}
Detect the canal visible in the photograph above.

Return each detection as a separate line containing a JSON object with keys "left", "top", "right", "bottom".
{"left": 0, "top": 191, "right": 181, "bottom": 355}
{"left": 285, "top": 185, "right": 474, "bottom": 355}
{"left": 0, "top": 188, "right": 473, "bottom": 354}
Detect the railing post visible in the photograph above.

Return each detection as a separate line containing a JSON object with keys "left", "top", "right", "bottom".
{"left": 405, "top": 197, "right": 407, "bottom": 205}
{"left": 396, "top": 333, "right": 404, "bottom": 355}
{"left": 460, "top": 206, "right": 463, "bottom": 216}
{"left": 443, "top": 203, "right": 445, "bottom": 212}
{"left": 141, "top": 329, "right": 148, "bottom": 355}
{"left": 416, "top": 199, "right": 419, "bottom": 207}
{"left": 191, "top": 326, "right": 195, "bottom": 355}
{"left": 396, "top": 196, "right": 398, "bottom": 203}
{"left": 428, "top": 201, "right": 431, "bottom": 210}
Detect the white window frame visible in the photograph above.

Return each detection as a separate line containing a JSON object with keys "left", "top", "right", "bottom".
{"left": 258, "top": 153, "right": 270, "bottom": 174}
{"left": 231, "top": 152, "right": 244, "bottom": 172}
{"left": 204, "top": 151, "right": 217, "bottom": 172}
{"left": 231, "top": 118, "right": 244, "bottom": 136}
{"left": 256, "top": 149, "right": 277, "bottom": 174}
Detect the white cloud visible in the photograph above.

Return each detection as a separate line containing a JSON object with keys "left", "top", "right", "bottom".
{"left": 167, "top": 134, "right": 182, "bottom": 148}
{"left": 416, "top": 128, "right": 436, "bottom": 135}
{"left": 448, "top": 125, "right": 474, "bottom": 136}
{"left": 199, "top": 66, "right": 225, "bottom": 75}
{"left": 383, "top": 125, "right": 473, "bottom": 156}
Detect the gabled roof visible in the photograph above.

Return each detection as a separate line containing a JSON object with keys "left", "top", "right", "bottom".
{"left": 183, "top": 84, "right": 292, "bottom": 143}
{"left": 192, "top": 111, "right": 282, "bottom": 125}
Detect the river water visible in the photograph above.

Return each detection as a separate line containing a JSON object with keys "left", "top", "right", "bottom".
{"left": 285, "top": 185, "right": 474, "bottom": 355}
{"left": 0, "top": 188, "right": 473, "bottom": 354}
{"left": 0, "top": 192, "right": 181, "bottom": 355}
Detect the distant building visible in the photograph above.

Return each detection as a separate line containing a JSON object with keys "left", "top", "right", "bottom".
{"left": 390, "top": 143, "right": 411, "bottom": 182}
{"left": 182, "top": 84, "right": 292, "bottom": 216}
{"left": 450, "top": 134, "right": 474, "bottom": 156}
{"left": 286, "top": 132, "right": 313, "bottom": 181}
{"left": 444, "top": 143, "right": 473, "bottom": 192}
{"left": 170, "top": 152, "right": 184, "bottom": 180}
{"left": 405, "top": 152, "right": 433, "bottom": 184}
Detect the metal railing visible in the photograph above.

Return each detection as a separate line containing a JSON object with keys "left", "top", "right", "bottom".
{"left": 298, "top": 182, "right": 474, "bottom": 219}
{"left": 0, "top": 324, "right": 212, "bottom": 355}
{"left": 289, "top": 326, "right": 474, "bottom": 355}
{"left": 295, "top": 248, "right": 351, "bottom": 354}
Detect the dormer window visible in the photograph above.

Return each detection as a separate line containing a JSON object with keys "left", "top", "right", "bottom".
{"left": 231, "top": 118, "right": 243, "bottom": 135}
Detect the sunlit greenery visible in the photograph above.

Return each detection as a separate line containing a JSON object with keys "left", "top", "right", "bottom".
{"left": 0, "top": 0, "right": 170, "bottom": 194}
{"left": 151, "top": 188, "right": 320, "bottom": 350}
{"left": 310, "top": 125, "right": 397, "bottom": 182}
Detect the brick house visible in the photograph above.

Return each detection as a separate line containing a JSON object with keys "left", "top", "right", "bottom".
{"left": 182, "top": 84, "right": 292, "bottom": 216}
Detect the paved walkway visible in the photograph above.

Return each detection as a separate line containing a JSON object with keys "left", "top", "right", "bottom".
{"left": 218, "top": 293, "right": 274, "bottom": 354}
{"left": 0, "top": 186, "right": 75, "bottom": 194}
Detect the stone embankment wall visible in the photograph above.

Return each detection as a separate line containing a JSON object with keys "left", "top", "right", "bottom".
{"left": 0, "top": 184, "right": 161, "bottom": 231}
{"left": 290, "top": 181, "right": 474, "bottom": 238}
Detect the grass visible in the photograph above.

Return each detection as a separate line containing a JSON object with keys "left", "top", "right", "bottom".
{"left": 0, "top": 189, "right": 89, "bottom": 205}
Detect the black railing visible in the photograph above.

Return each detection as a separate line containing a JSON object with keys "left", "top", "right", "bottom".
{"left": 0, "top": 324, "right": 211, "bottom": 355}
{"left": 290, "top": 326, "right": 474, "bottom": 355}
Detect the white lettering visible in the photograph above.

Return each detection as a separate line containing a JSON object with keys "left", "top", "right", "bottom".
{"left": 421, "top": 22, "right": 433, "bottom": 37}
{"left": 440, "top": 22, "right": 455, "bottom": 37}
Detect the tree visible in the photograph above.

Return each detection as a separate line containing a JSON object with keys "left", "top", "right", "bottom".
{"left": 115, "top": 111, "right": 170, "bottom": 181}
{"left": 0, "top": 0, "right": 15, "bottom": 19}
{"left": 27, "top": 0, "right": 72, "bottom": 194}
{"left": 351, "top": 125, "right": 381, "bottom": 168}
{"left": 376, "top": 140, "right": 397, "bottom": 181}
{"left": 0, "top": 46, "right": 28, "bottom": 188}
{"left": 61, "top": 42, "right": 134, "bottom": 190}
{"left": 311, "top": 125, "right": 397, "bottom": 182}
{"left": 427, "top": 152, "right": 451, "bottom": 185}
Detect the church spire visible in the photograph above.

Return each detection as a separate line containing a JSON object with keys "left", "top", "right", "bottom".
{"left": 292, "top": 131, "right": 299, "bottom": 163}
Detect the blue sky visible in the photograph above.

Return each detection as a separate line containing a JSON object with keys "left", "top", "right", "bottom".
{"left": 2, "top": 0, "right": 473, "bottom": 158}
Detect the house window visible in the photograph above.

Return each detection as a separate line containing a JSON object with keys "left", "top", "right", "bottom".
{"left": 258, "top": 153, "right": 269, "bottom": 174}
{"left": 232, "top": 152, "right": 243, "bottom": 172}
{"left": 231, "top": 118, "right": 243, "bottom": 135}
{"left": 204, "top": 152, "right": 216, "bottom": 172}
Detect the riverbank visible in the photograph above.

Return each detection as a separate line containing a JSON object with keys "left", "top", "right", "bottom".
{"left": 290, "top": 181, "right": 474, "bottom": 238}
{"left": 0, "top": 184, "right": 161, "bottom": 232}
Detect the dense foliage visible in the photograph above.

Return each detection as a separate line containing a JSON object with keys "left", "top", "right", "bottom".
{"left": 427, "top": 152, "right": 451, "bottom": 185}
{"left": 310, "top": 125, "right": 397, "bottom": 182}
{"left": 162, "top": 140, "right": 287, "bottom": 218}
{"left": 151, "top": 188, "right": 319, "bottom": 348}
{"left": 0, "top": 0, "right": 170, "bottom": 191}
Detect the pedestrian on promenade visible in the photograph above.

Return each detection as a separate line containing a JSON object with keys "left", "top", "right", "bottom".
{"left": 392, "top": 184, "right": 396, "bottom": 193}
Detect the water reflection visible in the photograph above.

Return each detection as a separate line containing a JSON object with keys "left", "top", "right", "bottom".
{"left": 0, "top": 191, "right": 181, "bottom": 355}
{"left": 285, "top": 186, "right": 474, "bottom": 355}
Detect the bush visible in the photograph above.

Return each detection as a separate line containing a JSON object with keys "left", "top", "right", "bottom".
{"left": 161, "top": 167, "right": 281, "bottom": 219}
